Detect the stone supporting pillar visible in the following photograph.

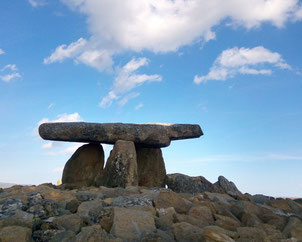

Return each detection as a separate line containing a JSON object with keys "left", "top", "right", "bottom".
{"left": 136, "top": 147, "right": 166, "bottom": 188}
{"left": 62, "top": 143, "right": 104, "bottom": 187}
{"left": 102, "top": 140, "right": 138, "bottom": 188}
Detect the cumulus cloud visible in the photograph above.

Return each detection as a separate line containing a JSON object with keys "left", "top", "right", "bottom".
{"left": 0, "top": 48, "right": 4, "bottom": 55}
{"left": 99, "top": 58, "right": 161, "bottom": 108}
{"left": 194, "top": 46, "right": 291, "bottom": 84}
{"left": 43, "top": 0, "right": 302, "bottom": 71}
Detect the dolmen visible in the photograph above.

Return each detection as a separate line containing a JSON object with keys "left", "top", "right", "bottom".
{"left": 39, "top": 122, "right": 203, "bottom": 188}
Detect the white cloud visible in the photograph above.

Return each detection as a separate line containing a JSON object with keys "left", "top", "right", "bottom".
{"left": 135, "top": 103, "right": 144, "bottom": 110}
{"left": 1, "top": 64, "right": 17, "bottom": 72}
{"left": 118, "top": 92, "right": 140, "bottom": 107}
{"left": 0, "top": 64, "right": 21, "bottom": 83}
{"left": 42, "top": 141, "right": 63, "bottom": 149}
{"left": 194, "top": 46, "right": 291, "bottom": 84}
{"left": 44, "top": 38, "right": 87, "bottom": 64}
{"left": 100, "top": 57, "right": 161, "bottom": 108}
{"left": 0, "top": 73, "right": 21, "bottom": 83}
{"left": 43, "top": 0, "right": 302, "bottom": 72}
{"left": 0, "top": 49, "right": 4, "bottom": 55}
{"left": 28, "top": 0, "right": 46, "bottom": 8}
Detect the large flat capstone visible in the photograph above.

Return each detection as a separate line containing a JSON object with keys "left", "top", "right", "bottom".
{"left": 39, "top": 122, "right": 203, "bottom": 148}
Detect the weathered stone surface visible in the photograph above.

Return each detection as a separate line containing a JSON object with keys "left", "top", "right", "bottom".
{"left": 283, "top": 217, "right": 302, "bottom": 239}
{"left": 188, "top": 205, "right": 214, "bottom": 224}
{"left": 0, "top": 225, "right": 32, "bottom": 242}
{"left": 153, "top": 190, "right": 191, "bottom": 214}
{"left": 102, "top": 140, "right": 138, "bottom": 188}
{"left": 172, "top": 222, "right": 204, "bottom": 241}
{"left": 214, "top": 176, "right": 242, "bottom": 195}
{"left": 236, "top": 227, "right": 270, "bottom": 241}
{"left": 39, "top": 122, "right": 203, "bottom": 148}
{"left": 110, "top": 207, "right": 156, "bottom": 240}
{"left": 136, "top": 147, "right": 166, "bottom": 187}
{"left": 75, "top": 225, "right": 120, "bottom": 242}
{"left": 53, "top": 214, "right": 82, "bottom": 233}
{"left": 203, "top": 229, "right": 235, "bottom": 242}
{"left": 62, "top": 143, "right": 104, "bottom": 187}
{"left": 166, "top": 173, "right": 221, "bottom": 194}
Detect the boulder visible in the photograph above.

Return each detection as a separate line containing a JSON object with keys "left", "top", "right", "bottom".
{"left": 166, "top": 173, "right": 221, "bottom": 194}
{"left": 39, "top": 122, "right": 203, "bottom": 148}
{"left": 110, "top": 207, "right": 156, "bottom": 240}
{"left": 214, "top": 176, "right": 242, "bottom": 195}
{"left": 153, "top": 190, "right": 191, "bottom": 214}
{"left": 102, "top": 140, "right": 138, "bottom": 188}
{"left": 283, "top": 217, "right": 302, "bottom": 239}
{"left": 0, "top": 226, "right": 32, "bottom": 242}
{"left": 62, "top": 143, "right": 104, "bottom": 187}
{"left": 172, "top": 222, "right": 204, "bottom": 241}
{"left": 136, "top": 147, "right": 166, "bottom": 187}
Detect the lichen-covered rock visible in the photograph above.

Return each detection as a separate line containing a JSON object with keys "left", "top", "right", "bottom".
{"left": 62, "top": 143, "right": 104, "bottom": 187}
{"left": 166, "top": 173, "right": 221, "bottom": 194}
{"left": 102, "top": 140, "right": 138, "bottom": 188}
{"left": 136, "top": 147, "right": 166, "bottom": 187}
{"left": 283, "top": 217, "right": 302, "bottom": 239}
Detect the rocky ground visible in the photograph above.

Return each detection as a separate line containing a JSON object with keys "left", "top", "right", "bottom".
{"left": 0, "top": 174, "right": 302, "bottom": 241}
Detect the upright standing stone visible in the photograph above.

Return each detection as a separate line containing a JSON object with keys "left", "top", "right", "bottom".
{"left": 102, "top": 140, "right": 138, "bottom": 188}
{"left": 136, "top": 147, "right": 166, "bottom": 187}
{"left": 62, "top": 143, "right": 104, "bottom": 187}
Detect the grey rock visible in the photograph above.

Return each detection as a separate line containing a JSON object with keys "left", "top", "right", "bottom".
{"left": 39, "top": 122, "right": 203, "bottom": 148}
{"left": 215, "top": 176, "right": 242, "bottom": 195}
{"left": 166, "top": 173, "right": 221, "bottom": 194}
{"left": 110, "top": 196, "right": 153, "bottom": 207}
{"left": 136, "top": 147, "right": 166, "bottom": 187}
{"left": 62, "top": 143, "right": 104, "bottom": 187}
{"left": 102, "top": 140, "right": 138, "bottom": 188}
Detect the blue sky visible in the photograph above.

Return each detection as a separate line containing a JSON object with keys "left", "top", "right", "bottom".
{"left": 1, "top": 0, "right": 302, "bottom": 197}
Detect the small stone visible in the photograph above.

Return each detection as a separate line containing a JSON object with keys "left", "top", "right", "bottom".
{"left": 110, "top": 207, "right": 156, "bottom": 240}
{"left": 62, "top": 143, "right": 105, "bottom": 187}
{"left": 0, "top": 226, "right": 32, "bottom": 242}
{"left": 204, "top": 226, "right": 238, "bottom": 240}
{"left": 102, "top": 140, "right": 138, "bottom": 188}
{"left": 136, "top": 147, "right": 166, "bottom": 187}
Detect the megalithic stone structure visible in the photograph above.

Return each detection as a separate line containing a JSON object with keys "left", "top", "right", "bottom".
{"left": 39, "top": 122, "right": 203, "bottom": 188}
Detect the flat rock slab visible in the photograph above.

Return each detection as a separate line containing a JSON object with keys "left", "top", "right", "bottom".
{"left": 39, "top": 122, "right": 203, "bottom": 148}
